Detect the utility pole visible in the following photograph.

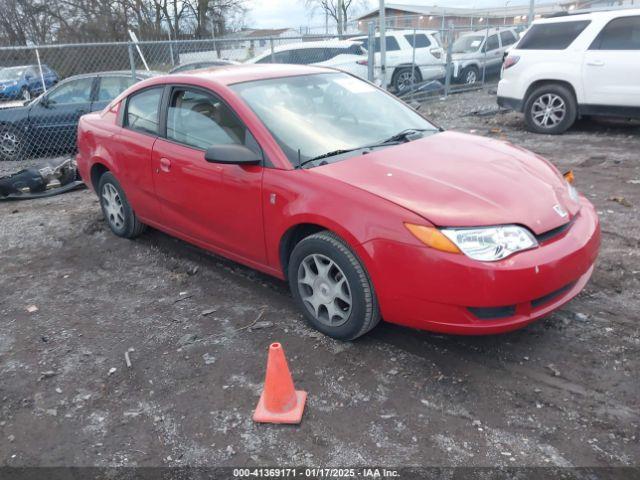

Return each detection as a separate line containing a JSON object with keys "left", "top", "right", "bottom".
{"left": 379, "top": 0, "right": 386, "bottom": 90}
{"left": 528, "top": 0, "right": 535, "bottom": 25}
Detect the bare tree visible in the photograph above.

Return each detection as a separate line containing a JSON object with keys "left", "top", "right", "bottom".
{"left": 303, "top": 0, "right": 365, "bottom": 34}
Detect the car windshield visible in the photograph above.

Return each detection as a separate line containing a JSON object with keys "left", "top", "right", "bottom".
{"left": 452, "top": 35, "right": 485, "bottom": 53}
{"left": 231, "top": 72, "right": 437, "bottom": 167}
{"left": 0, "top": 67, "right": 26, "bottom": 80}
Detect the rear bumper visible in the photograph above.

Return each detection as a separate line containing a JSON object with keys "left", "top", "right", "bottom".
{"left": 497, "top": 96, "right": 523, "bottom": 112}
{"left": 361, "top": 198, "right": 600, "bottom": 335}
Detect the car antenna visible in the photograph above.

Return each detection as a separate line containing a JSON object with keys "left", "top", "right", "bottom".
{"left": 297, "top": 149, "right": 302, "bottom": 169}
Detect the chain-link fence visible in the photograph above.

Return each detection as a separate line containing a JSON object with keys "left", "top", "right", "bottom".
{"left": 0, "top": 20, "right": 524, "bottom": 163}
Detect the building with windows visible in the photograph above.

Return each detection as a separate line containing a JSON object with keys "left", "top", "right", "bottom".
{"left": 355, "top": 3, "right": 565, "bottom": 31}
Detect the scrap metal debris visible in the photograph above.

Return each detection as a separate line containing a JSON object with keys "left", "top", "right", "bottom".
{"left": 0, "top": 157, "right": 84, "bottom": 201}
{"left": 609, "top": 196, "right": 632, "bottom": 207}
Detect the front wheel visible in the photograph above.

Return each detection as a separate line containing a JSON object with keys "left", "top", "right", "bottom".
{"left": 98, "top": 172, "right": 147, "bottom": 238}
{"left": 288, "top": 231, "right": 380, "bottom": 340}
{"left": 20, "top": 87, "right": 31, "bottom": 101}
{"left": 524, "top": 84, "right": 577, "bottom": 134}
{"left": 460, "top": 65, "right": 480, "bottom": 85}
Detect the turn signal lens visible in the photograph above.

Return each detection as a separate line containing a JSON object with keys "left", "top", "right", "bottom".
{"left": 563, "top": 170, "right": 574, "bottom": 184}
{"left": 404, "top": 223, "right": 461, "bottom": 254}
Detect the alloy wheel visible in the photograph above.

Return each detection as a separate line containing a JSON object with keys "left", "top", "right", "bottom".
{"left": 465, "top": 70, "right": 477, "bottom": 84}
{"left": 0, "top": 130, "right": 19, "bottom": 157}
{"left": 21, "top": 88, "right": 31, "bottom": 101}
{"left": 531, "top": 93, "right": 566, "bottom": 129}
{"left": 101, "top": 183, "right": 125, "bottom": 230}
{"left": 297, "top": 253, "right": 352, "bottom": 327}
{"left": 397, "top": 71, "right": 415, "bottom": 92}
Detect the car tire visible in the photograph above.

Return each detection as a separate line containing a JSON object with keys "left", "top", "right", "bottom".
{"left": 524, "top": 84, "right": 577, "bottom": 134}
{"left": 98, "top": 172, "right": 147, "bottom": 238}
{"left": 393, "top": 66, "right": 422, "bottom": 94}
{"left": 288, "top": 231, "right": 381, "bottom": 341}
{"left": 0, "top": 125, "right": 25, "bottom": 161}
{"left": 460, "top": 65, "right": 480, "bottom": 85}
{"left": 20, "top": 87, "right": 31, "bottom": 101}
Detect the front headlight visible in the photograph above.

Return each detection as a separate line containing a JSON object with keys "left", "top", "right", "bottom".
{"left": 441, "top": 225, "right": 538, "bottom": 261}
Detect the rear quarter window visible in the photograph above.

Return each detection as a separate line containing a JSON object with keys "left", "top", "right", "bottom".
{"left": 518, "top": 20, "right": 591, "bottom": 50}
{"left": 404, "top": 34, "right": 431, "bottom": 48}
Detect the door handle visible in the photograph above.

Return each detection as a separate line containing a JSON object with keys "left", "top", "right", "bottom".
{"left": 587, "top": 60, "right": 605, "bottom": 67}
{"left": 159, "top": 157, "right": 171, "bottom": 173}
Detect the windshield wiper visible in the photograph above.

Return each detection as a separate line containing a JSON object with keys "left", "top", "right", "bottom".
{"left": 298, "top": 149, "right": 357, "bottom": 167}
{"left": 372, "top": 128, "right": 429, "bottom": 146}
{"left": 298, "top": 128, "right": 430, "bottom": 169}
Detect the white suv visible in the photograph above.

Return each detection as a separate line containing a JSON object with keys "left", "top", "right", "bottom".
{"left": 498, "top": 9, "right": 640, "bottom": 134}
{"left": 350, "top": 30, "right": 446, "bottom": 93}
{"left": 246, "top": 40, "right": 369, "bottom": 80}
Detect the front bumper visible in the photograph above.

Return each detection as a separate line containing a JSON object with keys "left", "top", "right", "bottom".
{"left": 360, "top": 198, "right": 600, "bottom": 335}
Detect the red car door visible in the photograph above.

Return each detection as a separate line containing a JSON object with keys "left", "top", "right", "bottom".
{"left": 151, "top": 85, "right": 266, "bottom": 264}
{"left": 114, "top": 86, "right": 164, "bottom": 222}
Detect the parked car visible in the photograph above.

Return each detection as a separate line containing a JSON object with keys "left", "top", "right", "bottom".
{"left": 170, "top": 60, "right": 238, "bottom": 74}
{"left": 350, "top": 30, "right": 446, "bottom": 92}
{"left": 0, "top": 71, "right": 156, "bottom": 161}
{"left": 451, "top": 28, "right": 519, "bottom": 84}
{"left": 0, "top": 65, "right": 59, "bottom": 101}
{"left": 246, "top": 40, "right": 369, "bottom": 80}
{"left": 498, "top": 8, "right": 640, "bottom": 134}
{"left": 76, "top": 64, "right": 600, "bottom": 340}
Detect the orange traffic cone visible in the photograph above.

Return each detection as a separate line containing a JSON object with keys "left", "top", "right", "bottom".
{"left": 253, "top": 342, "right": 307, "bottom": 424}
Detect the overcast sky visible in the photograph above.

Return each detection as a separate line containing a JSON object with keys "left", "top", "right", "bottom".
{"left": 246, "top": 0, "right": 553, "bottom": 29}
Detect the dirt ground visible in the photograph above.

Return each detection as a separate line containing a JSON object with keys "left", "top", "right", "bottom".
{"left": 0, "top": 87, "right": 638, "bottom": 469}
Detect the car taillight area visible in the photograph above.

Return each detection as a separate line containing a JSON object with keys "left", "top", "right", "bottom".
{"left": 503, "top": 55, "right": 520, "bottom": 69}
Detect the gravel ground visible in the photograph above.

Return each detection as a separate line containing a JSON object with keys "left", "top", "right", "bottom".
{"left": 0, "top": 87, "right": 638, "bottom": 469}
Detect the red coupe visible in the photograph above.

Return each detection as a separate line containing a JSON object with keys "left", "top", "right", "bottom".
{"left": 76, "top": 64, "right": 600, "bottom": 340}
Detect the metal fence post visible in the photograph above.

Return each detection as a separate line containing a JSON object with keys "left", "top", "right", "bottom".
{"left": 128, "top": 43, "right": 136, "bottom": 81}
{"left": 411, "top": 28, "right": 417, "bottom": 93}
{"left": 443, "top": 24, "right": 454, "bottom": 98}
{"left": 482, "top": 21, "right": 490, "bottom": 85}
{"left": 269, "top": 37, "right": 275, "bottom": 63}
{"left": 367, "top": 22, "right": 375, "bottom": 82}
{"left": 35, "top": 48, "right": 47, "bottom": 94}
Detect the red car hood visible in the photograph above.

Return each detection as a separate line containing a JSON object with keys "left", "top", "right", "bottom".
{"left": 313, "top": 131, "right": 579, "bottom": 235}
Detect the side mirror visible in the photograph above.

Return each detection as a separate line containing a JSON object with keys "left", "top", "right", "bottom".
{"left": 204, "top": 144, "right": 261, "bottom": 165}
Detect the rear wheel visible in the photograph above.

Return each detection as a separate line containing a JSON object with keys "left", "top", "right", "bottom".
{"left": 288, "top": 231, "right": 380, "bottom": 340}
{"left": 0, "top": 126, "right": 25, "bottom": 161}
{"left": 98, "top": 172, "right": 146, "bottom": 238}
{"left": 393, "top": 66, "right": 422, "bottom": 94}
{"left": 524, "top": 84, "right": 577, "bottom": 134}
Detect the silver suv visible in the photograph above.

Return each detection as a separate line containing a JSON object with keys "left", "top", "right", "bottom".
{"left": 451, "top": 27, "right": 519, "bottom": 84}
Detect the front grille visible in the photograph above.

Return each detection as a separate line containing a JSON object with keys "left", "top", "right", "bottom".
{"left": 468, "top": 305, "right": 516, "bottom": 320}
{"left": 531, "top": 282, "right": 576, "bottom": 309}
{"left": 536, "top": 214, "right": 577, "bottom": 244}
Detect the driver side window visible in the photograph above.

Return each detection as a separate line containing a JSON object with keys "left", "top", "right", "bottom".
{"left": 167, "top": 87, "right": 246, "bottom": 150}
{"left": 46, "top": 77, "right": 94, "bottom": 105}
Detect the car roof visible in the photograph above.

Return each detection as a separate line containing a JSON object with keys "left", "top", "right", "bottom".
{"left": 537, "top": 7, "right": 640, "bottom": 23}
{"left": 351, "top": 29, "right": 438, "bottom": 39}
{"left": 270, "top": 39, "right": 362, "bottom": 52}
{"left": 458, "top": 27, "right": 516, "bottom": 37}
{"left": 139, "top": 63, "right": 335, "bottom": 88}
